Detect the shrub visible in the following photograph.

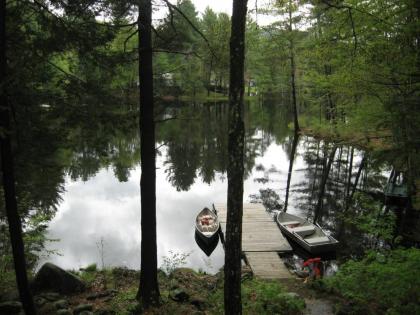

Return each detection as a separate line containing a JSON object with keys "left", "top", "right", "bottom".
{"left": 208, "top": 278, "right": 305, "bottom": 314}
{"left": 323, "top": 248, "right": 420, "bottom": 315}
{"left": 242, "top": 279, "right": 305, "bottom": 315}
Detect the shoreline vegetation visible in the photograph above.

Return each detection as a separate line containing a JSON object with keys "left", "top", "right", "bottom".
{"left": 2, "top": 253, "right": 419, "bottom": 315}
{"left": 1, "top": 265, "right": 309, "bottom": 315}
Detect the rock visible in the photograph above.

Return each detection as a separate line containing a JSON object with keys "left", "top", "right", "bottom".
{"left": 190, "top": 297, "right": 206, "bottom": 311}
{"left": 54, "top": 299, "right": 69, "bottom": 310}
{"left": 86, "top": 291, "right": 111, "bottom": 300}
{"left": 37, "top": 302, "right": 56, "bottom": 314}
{"left": 73, "top": 304, "right": 93, "bottom": 314}
{"left": 32, "top": 263, "right": 85, "bottom": 294}
{"left": 41, "top": 292, "right": 61, "bottom": 301}
{"left": 33, "top": 296, "right": 47, "bottom": 307}
{"left": 169, "top": 288, "right": 189, "bottom": 302}
{"left": 0, "top": 290, "right": 19, "bottom": 303}
{"left": 56, "top": 309, "right": 72, "bottom": 315}
{"left": 0, "top": 301, "right": 22, "bottom": 315}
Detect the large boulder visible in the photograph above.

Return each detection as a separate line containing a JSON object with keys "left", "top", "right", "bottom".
{"left": 32, "top": 263, "right": 85, "bottom": 294}
{"left": 0, "top": 301, "right": 22, "bottom": 315}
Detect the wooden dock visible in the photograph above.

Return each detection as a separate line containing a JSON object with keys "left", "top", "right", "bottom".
{"left": 214, "top": 203, "right": 293, "bottom": 279}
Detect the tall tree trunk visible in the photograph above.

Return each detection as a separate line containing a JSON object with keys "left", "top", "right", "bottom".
{"left": 314, "top": 146, "right": 337, "bottom": 223}
{"left": 288, "top": 0, "right": 300, "bottom": 132}
{"left": 137, "top": 0, "right": 160, "bottom": 307}
{"left": 284, "top": 132, "right": 299, "bottom": 211}
{"left": 224, "top": 1, "right": 247, "bottom": 314}
{"left": 345, "top": 155, "right": 366, "bottom": 210}
{"left": 345, "top": 147, "right": 354, "bottom": 199}
{"left": 309, "top": 141, "right": 321, "bottom": 205}
{"left": 0, "top": 2, "right": 36, "bottom": 314}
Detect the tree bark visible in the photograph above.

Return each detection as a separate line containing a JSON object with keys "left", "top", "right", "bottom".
{"left": 345, "top": 155, "right": 366, "bottom": 210}
{"left": 224, "top": 1, "right": 247, "bottom": 314}
{"left": 284, "top": 132, "right": 299, "bottom": 211}
{"left": 288, "top": 0, "right": 300, "bottom": 132}
{"left": 0, "top": 1, "right": 36, "bottom": 314}
{"left": 314, "top": 145, "right": 337, "bottom": 223}
{"left": 137, "top": 0, "right": 160, "bottom": 308}
{"left": 345, "top": 147, "right": 354, "bottom": 199}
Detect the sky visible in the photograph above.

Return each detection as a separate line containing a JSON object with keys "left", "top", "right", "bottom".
{"left": 154, "top": 0, "right": 278, "bottom": 26}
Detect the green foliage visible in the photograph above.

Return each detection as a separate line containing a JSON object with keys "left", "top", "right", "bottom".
{"left": 242, "top": 279, "right": 305, "bottom": 315}
{"left": 109, "top": 287, "right": 139, "bottom": 315}
{"left": 84, "top": 263, "right": 97, "bottom": 272}
{"left": 323, "top": 248, "right": 420, "bottom": 315}
{"left": 207, "top": 278, "right": 305, "bottom": 314}
{"left": 343, "top": 193, "right": 396, "bottom": 246}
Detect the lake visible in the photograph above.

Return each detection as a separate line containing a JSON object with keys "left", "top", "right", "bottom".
{"left": 37, "top": 99, "right": 390, "bottom": 273}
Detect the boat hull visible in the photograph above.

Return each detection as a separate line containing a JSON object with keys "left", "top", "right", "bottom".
{"left": 279, "top": 227, "right": 337, "bottom": 254}
{"left": 276, "top": 212, "right": 338, "bottom": 255}
{"left": 195, "top": 225, "right": 220, "bottom": 245}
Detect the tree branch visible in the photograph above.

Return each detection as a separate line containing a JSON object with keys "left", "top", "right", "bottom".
{"left": 124, "top": 29, "right": 139, "bottom": 52}
{"left": 161, "top": 0, "right": 217, "bottom": 59}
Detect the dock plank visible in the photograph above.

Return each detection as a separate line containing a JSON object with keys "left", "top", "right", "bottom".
{"left": 214, "top": 203, "right": 277, "bottom": 223}
{"left": 246, "top": 252, "right": 293, "bottom": 279}
{"left": 220, "top": 222, "right": 292, "bottom": 252}
{"left": 215, "top": 203, "right": 292, "bottom": 279}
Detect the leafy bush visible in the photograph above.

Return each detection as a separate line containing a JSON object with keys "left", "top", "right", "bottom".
{"left": 208, "top": 279, "right": 305, "bottom": 314}
{"left": 323, "top": 248, "right": 420, "bottom": 315}
{"left": 84, "top": 263, "right": 97, "bottom": 272}
{"left": 242, "top": 279, "right": 305, "bottom": 315}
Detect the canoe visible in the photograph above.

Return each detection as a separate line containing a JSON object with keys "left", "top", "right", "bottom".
{"left": 195, "top": 207, "right": 220, "bottom": 244}
{"left": 276, "top": 212, "right": 338, "bottom": 254}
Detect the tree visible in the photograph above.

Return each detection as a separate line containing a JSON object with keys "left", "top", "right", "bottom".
{"left": 224, "top": 0, "right": 247, "bottom": 314}
{"left": 271, "top": 0, "right": 301, "bottom": 130}
{"left": 286, "top": 0, "right": 300, "bottom": 132}
{"left": 0, "top": 0, "right": 36, "bottom": 313}
{"left": 284, "top": 132, "right": 299, "bottom": 211}
{"left": 136, "top": 0, "right": 160, "bottom": 308}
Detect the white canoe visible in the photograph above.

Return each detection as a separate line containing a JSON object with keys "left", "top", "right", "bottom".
{"left": 195, "top": 207, "right": 220, "bottom": 243}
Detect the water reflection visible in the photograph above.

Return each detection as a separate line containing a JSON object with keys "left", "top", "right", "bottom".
{"left": 194, "top": 231, "right": 219, "bottom": 257}
{"left": 18, "top": 99, "right": 402, "bottom": 272}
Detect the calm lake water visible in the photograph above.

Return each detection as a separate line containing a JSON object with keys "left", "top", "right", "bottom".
{"left": 38, "top": 100, "right": 389, "bottom": 272}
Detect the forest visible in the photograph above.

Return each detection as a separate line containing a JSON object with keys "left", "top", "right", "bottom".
{"left": 0, "top": 0, "right": 419, "bottom": 314}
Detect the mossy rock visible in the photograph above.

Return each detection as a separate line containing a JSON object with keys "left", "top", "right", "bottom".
{"left": 32, "top": 263, "right": 85, "bottom": 294}
{"left": 0, "top": 301, "right": 22, "bottom": 315}
{"left": 73, "top": 304, "right": 93, "bottom": 314}
{"left": 169, "top": 288, "right": 190, "bottom": 302}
